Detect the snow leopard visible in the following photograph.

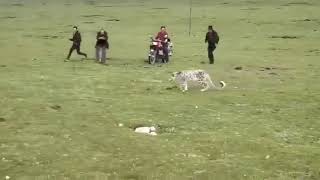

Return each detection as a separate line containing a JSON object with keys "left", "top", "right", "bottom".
{"left": 170, "top": 69, "right": 226, "bottom": 92}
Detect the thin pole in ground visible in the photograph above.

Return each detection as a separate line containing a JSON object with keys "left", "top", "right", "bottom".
{"left": 188, "top": 0, "right": 192, "bottom": 36}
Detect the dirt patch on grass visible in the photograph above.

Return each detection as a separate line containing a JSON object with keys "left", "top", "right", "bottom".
{"left": 306, "top": 49, "right": 320, "bottom": 55}
{"left": 268, "top": 47, "right": 290, "bottom": 51}
{"left": 105, "top": 19, "right": 120, "bottom": 22}
{"left": 40, "top": 35, "right": 59, "bottom": 39}
{"left": 0, "top": 117, "right": 6, "bottom": 122}
{"left": 1, "top": 16, "right": 16, "bottom": 19}
{"left": 270, "top": 35, "right": 300, "bottom": 39}
{"left": 152, "top": 7, "right": 169, "bottom": 10}
{"left": 96, "top": 5, "right": 114, "bottom": 7}
{"left": 50, "top": 105, "right": 61, "bottom": 110}
{"left": 282, "top": 2, "right": 313, "bottom": 6}
{"left": 234, "top": 66, "right": 243, "bottom": 70}
{"left": 291, "top": 18, "right": 320, "bottom": 25}
{"left": 259, "top": 66, "right": 290, "bottom": 72}
{"left": 292, "top": 19, "right": 313, "bottom": 22}
{"left": 81, "top": 15, "right": 104, "bottom": 18}
{"left": 83, "top": 21, "right": 95, "bottom": 24}
{"left": 166, "top": 86, "right": 178, "bottom": 90}
{"left": 11, "top": 3, "right": 24, "bottom": 7}
{"left": 84, "top": 0, "right": 96, "bottom": 5}
{"left": 269, "top": 72, "right": 279, "bottom": 76}
{"left": 260, "top": 67, "right": 274, "bottom": 71}
{"left": 307, "top": 49, "right": 320, "bottom": 53}
{"left": 240, "top": 7, "right": 260, "bottom": 11}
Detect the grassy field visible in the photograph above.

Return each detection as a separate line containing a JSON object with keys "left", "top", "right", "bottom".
{"left": 0, "top": 0, "right": 320, "bottom": 179}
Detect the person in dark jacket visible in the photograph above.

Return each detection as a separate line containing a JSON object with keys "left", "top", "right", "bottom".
{"left": 205, "top": 25, "right": 219, "bottom": 64}
{"left": 95, "top": 28, "right": 109, "bottom": 64}
{"left": 66, "top": 26, "right": 87, "bottom": 61}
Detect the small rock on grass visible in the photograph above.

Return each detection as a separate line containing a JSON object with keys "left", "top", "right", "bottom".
{"left": 234, "top": 66, "right": 243, "bottom": 70}
{"left": 0, "top": 117, "right": 6, "bottom": 122}
{"left": 134, "top": 126, "right": 157, "bottom": 136}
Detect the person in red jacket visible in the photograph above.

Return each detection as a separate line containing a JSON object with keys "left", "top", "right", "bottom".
{"left": 155, "top": 26, "right": 169, "bottom": 63}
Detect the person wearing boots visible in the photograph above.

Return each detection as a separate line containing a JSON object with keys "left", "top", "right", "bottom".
{"left": 66, "top": 26, "right": 87, "bottom": 61}
{"left": 95, "top": 28, "right": 109, "bottom": 64}
{"left": 205, "top": 25, "right": 219, "bottom": 64}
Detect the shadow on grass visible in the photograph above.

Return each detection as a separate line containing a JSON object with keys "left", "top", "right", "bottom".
{"left": 282, "top": 2, "right": 314, "bottom": 6}
{"left": 1, "top": 16, "right": 16, "bottom": 19}
{"left": 11, "top": 3, "right": 24, "bottom": 7}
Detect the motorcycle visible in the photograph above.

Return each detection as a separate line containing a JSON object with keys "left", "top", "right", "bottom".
{"left": 148, "top": 37, "right": 168, "bottom": 65}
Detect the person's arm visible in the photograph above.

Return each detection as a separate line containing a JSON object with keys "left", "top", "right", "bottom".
{"left": 79, "top": 32, "right": 82, "bottom": 42}
{"left": 69, "top": 33, "right": 74, "bottom": 41}
{"left": 215, "top": 31, "right": 219, "bottom": 44}
{"left": 105, "top": 32, "right": 108, "bottom": 41}
{"left": 205, "top": 32, "right": 208, "bottom": 43}
{"left": 155, "top": 32, "right": 160, "bottom": 39}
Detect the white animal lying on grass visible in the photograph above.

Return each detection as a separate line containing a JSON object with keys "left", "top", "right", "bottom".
{"left": 134, "top": 126, "right": 157, "bottom": 136}
{"left": 169, "top": 69, "right": 226, "bottom": 92}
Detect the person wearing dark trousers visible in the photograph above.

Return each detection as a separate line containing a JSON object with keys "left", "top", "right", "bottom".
{"left": 66, "top": 26, "right": 87, "bottom": 61}
{"left": 155, "top": 26, "right": 170, "bottom": 63}
{"left": 205, "top": 25, "right": 219, "bottom": 64}
{"left": 95, "top": 28, "right": 109, "bottom": 64}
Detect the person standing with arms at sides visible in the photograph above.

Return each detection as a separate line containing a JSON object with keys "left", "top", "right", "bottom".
{"left": 155, "top": 26, "right": 170, "bottom": 63}
{"left": 66, "top": 26, "right": 87, "bottom": 61}
{"left": 95, "top": 28, "right": 109, "bottom": 64}
{"left": 205, "top": 25, "right": 219, "bottom": 64}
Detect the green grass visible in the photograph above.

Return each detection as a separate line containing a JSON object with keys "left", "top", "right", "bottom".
{"left": 0, "top": 0, "right": 320, "bottom": 179}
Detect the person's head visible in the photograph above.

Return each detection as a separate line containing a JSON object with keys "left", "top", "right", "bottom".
{"left": 73, "top": 26, "right": 78, "bottom": 32}
{"left": 208, "top": 25, "right": 213, "bottom": 32}
{"left": 160, "top": 26, "right": 166, "bottom": 32}
{"left": 100, "top": 28, "right": 105, "bottom": 34}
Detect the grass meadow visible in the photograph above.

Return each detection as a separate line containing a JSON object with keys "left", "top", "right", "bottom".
{"left": 0, "top": 0, "right": 319, "bottom": 179}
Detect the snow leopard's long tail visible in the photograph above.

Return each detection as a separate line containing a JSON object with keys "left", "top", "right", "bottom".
{"left": 208, "top": 77, "right": 226, "bottom": 90}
